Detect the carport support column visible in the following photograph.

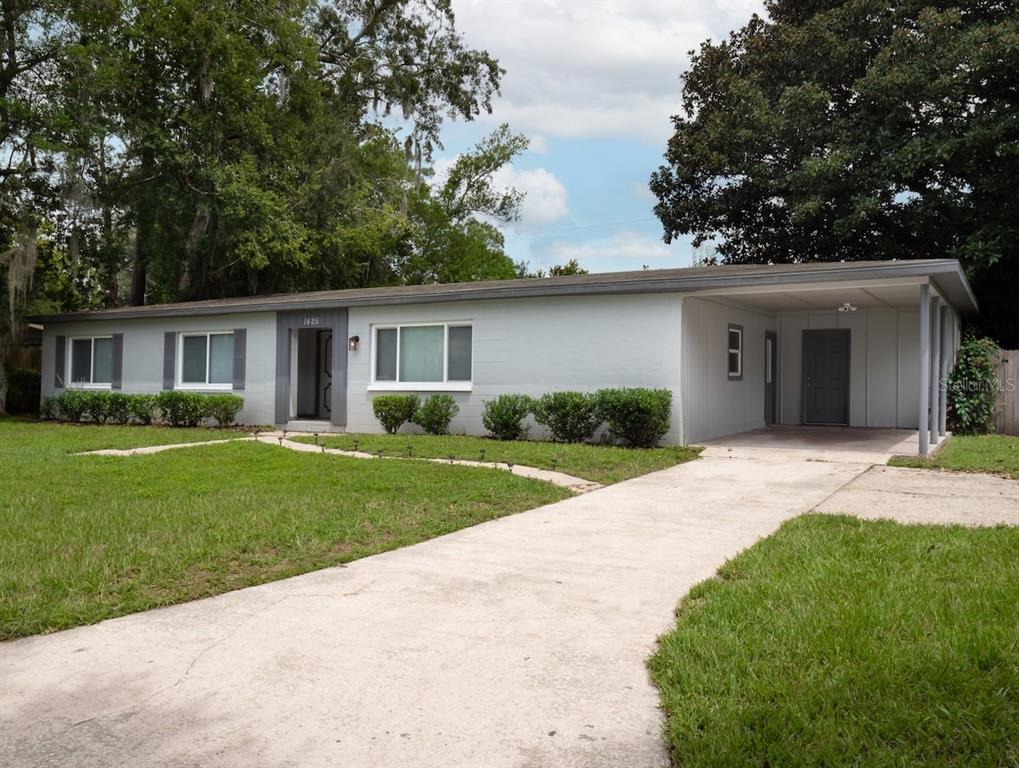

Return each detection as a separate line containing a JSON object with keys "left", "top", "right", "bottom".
{"left": 929, "top": 296, "right": 941, "bottom": 445}
{"left": 918, "top": 284, "right": 930, "bottom": 457}
{"left": 938, "top": 304, "right": 950, "bottom": 438}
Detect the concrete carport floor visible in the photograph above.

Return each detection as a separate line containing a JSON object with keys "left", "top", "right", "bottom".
{"left": 3, "top": 448, "right": 1017, "bottom": 768}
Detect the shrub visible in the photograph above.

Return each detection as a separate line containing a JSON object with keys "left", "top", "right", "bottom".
{"left": 80, "top": 391, "right": 111, "bottom": 423}
{"left": 127, "top": 394, "right": 158, "bottom": 425}
{"left": 372, "top": 394, "right": 420, "bottom": 434}
{"left": 106, "top": 392, "right": 131, "bottom": 425}
{"left": 39, "top": 396, "right": 59, "bottom": 420}
{"left": 414, "top": 394, "right": 459, "bottom": 435}
{"left": 4, "top": 366, "right": 41, "bottom": 413}
{"left": 205, "top": 394, "right": 244, "bottom": 427}
{"left": 57, "top": 390, "right": 89, "bottom": 422}
{"left": 482, "top": 394, "right": 533, "bottom": 441}
{"left": 947, "top": 335, "right": 1001, "bottom": 434}
{"left": 533, "top": 391, "right": 600, "bottom": 443}
{"left": 155, "top": 390, "right": 207, "bottom": 427}
{"left": 595, "top": 388, "right": 672, "bottom": 448}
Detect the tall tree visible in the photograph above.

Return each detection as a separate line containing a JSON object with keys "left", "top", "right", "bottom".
{"left": 651, "top": 0, "right": 1019, "bottom": 345}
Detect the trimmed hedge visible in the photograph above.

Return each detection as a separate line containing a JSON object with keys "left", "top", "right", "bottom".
{"left": 533, "top": 391, "right": 600, "bottom": 443}
{"left": 482, "top": 394, "right": 533, "bottom": 441}
{"left": 414, "top": 394, "right": 459, "bottom": 435}
{"left": 155, "top": 391, "right": 208, "bottom": 427}
{"left": 595, "top": 388, "right": 672, "bottom": 448}
{"left": 49, "top": 389, "right": 244, "bottom": 428}
{"left": 372, "top": 394, "right": 420, "bottom": 434}
{"left": 204, "top": 394, "right": 245, "bottom": 427}
{"left": 4, "top": 366, "right": 41, "bottom": 413}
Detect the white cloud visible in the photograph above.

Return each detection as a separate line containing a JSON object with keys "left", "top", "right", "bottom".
{"left": 452, "top": 0, "right": 764, "bottom": 144}
{"left": 493, "top": 165, "right": 569, "bottom": 225}
{"left": 538, "top": 229, "right": 674, "bottom": 266}
{"left": 528, "top": 134, "right": 550, "bottom": 154}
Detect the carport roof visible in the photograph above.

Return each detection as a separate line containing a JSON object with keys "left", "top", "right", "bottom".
{"left": 32, "top": 258, "right": 977, "bottom": 322}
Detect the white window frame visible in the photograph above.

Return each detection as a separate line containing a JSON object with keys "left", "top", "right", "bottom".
{"left": 368, "top": 321, "right": 473, "bottom": 392}
{"left": 727, "top": 324, "right": 743, "bottom": 380}
{"left": 176, "top": 330, "right": 234, "bottom": 391}
{"left": 67, "top": 335, "right": 113, "bottom": 389}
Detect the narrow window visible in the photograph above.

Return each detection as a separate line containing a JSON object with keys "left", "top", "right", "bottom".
{"left": 375, "top": 328, "right": 397, "bottom": 381}
{"left": 447, "top": 326, "right": 473, "bottom": 381}
{"left": 727, "top": 325, "right": 743, "bottom": 379}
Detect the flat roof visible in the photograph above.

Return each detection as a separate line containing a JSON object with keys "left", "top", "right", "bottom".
{"left": 32, "top": 258, "right": 977, "bottom": 323}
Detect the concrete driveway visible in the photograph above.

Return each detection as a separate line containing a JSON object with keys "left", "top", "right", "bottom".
{"left": 3, "top": 451, "right": 1017, "bottom": 768}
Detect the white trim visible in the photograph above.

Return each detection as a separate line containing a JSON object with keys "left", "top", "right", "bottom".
{"left": 370, "top": 321, "right": 473, "bottom": 388}
{"left": 176, "top": 330, "right": 235, "bottom": 389}
{"left": 66, "top": 335, "right": 114, "bottom": 388}
{"left": 727, "top": 325, "right": 743, "bottom": 378}
{"left": 367, "top": 382, "right": 473, "bottom": 392}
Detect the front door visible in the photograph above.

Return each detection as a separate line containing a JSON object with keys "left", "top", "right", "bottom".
{"left": 802, "top": 329, "right": 850, "bottom": 425}
{"left": 764, "top": 331, "right": 777, "bottom": 425}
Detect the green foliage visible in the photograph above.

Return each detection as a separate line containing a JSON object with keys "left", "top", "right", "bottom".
{"left": 481, "top": 394, "right": 533, "bottom": 441}
{"left": 533, "top": 391, "right": 600, "bottom": 443}
{"left": 651, "top": 0, "right": 1019, "bottom": 346}
{"left": 155, "top": 391, "right": 208, "bottom": 428}
{"left": 3, "top": 367, "right": 40, "bottom": 413}
{"left": 81, "top": 391, "right": 112, "bottom": 423}
{"left": 947, "top": 336, "right": 1001, "bottom": 435}
{"left": 413, "top": 394, "right": 460, "bottom": 436}
{"left": 595, "top": 388, "right": 672, "bottom": 448}
{"left": 106, "top": 393, "right": 130, "bottom": 425}
{"left": 204, "top": 394, "right": 245, "bottom": 427}
{"left": 56, "top": 390, "right": 88, "bottom": 422}
{"left": 39, "top": 397, "right": 59, "bottom": 420}
{"left": 372, "top": 395, "right": 420, "bottom": 434}
{"left": 127, "top": 394, "right": 158, "bottom": 425}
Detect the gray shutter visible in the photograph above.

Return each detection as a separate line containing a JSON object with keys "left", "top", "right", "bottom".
{"left": 163, "top": 332, "right": 176, "bottom": 390}
{"left": 54, "top": 335, "right": 66, "bottom": 388}
{"left": 232, "top": 328, "right": 246, "bottom": 391}
{"left": 111, "top": 334, "right": 124, "bottom": 390}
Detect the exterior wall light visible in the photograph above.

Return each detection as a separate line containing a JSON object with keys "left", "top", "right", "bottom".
{"left": 348, "top": 335, "right": 360, "bottom": 351}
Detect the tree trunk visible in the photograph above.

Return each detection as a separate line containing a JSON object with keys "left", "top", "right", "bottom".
{"left": 130, "top": 148, "right": 155, "bottom": 306}
{"left": 199, "top": 210, "right": 218, "bottom": 298}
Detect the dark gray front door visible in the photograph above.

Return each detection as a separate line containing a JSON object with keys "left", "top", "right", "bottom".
{"left": 802, "top": 329, "right": 850, "bottom": 425}
{"left": 765, "top": 331, "right": 778, "bottom": 425}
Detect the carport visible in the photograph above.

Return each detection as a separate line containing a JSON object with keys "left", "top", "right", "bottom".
{"left": 679, "top": 260, "right": 979, "bottom": 456}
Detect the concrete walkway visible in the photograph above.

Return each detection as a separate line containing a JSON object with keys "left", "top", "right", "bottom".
{"left": 3, "top": 451, "right": 1016, "bottom": 768}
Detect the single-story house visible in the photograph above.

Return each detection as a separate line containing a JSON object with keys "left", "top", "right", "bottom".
{"left": 33, "top": 259, "right": 976, "bottom": 455}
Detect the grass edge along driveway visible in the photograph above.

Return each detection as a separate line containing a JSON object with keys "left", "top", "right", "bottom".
{"left": 649, "top": 514, "right": 1019, "bottom": 768}
{"left": 0, "top": 419, "right": 569, "bottom": 640}
{"left": 889, "top": 434, "right": 1019, "bottom": 480}
{"left": 294, "top": 432, "right": 701, "bottom": 485}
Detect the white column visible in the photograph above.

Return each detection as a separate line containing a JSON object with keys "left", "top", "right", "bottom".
{"left": 939, "top": 304, "right": 951, "bottom": 437}
{"left": 918, "top": 284, "right": 930, "bottom": 457}
{"left": 930, "top": 297, "right": 941, "bottom": 445}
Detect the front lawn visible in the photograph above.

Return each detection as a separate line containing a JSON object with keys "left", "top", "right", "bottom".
{"left": 889, "top": 434, "right": 1019, "bottom": 479}
{"left": 293, "top": 432, "right": 700, "bottom": 484}
{"left": 0, "top": 419, "right": 568, "bottom": 640}
{"left": 649, "top": 515, "right": 1019, "bottom": 768}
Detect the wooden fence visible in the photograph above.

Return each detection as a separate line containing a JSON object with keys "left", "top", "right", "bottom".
{"left": 996, "top": 349, "right": 1019, "bottom": 436}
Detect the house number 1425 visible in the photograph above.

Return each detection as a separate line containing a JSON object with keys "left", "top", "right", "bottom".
{"left": 302, "top": 317, "right": 320, "bottom": 327}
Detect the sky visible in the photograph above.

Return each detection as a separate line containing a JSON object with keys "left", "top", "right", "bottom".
{"left": 431, "top": 0, "right": 765, "bottom": 274}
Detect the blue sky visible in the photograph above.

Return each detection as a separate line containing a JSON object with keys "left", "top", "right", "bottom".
{"left": 429, "top": 0, "right": 764, "bottom": 274}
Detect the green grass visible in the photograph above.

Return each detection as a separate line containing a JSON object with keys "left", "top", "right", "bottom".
{"left": 291, "top": 432, "right": 700, "bottom": 485}
{"left": 0, "top": 419, "right": 569, "bottom": 640}
{"left": 889, "top": 434, "right": 1019, "bottom": 479}
{"left": 649, "top": 515, "right": 1019, "bottom": 768}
